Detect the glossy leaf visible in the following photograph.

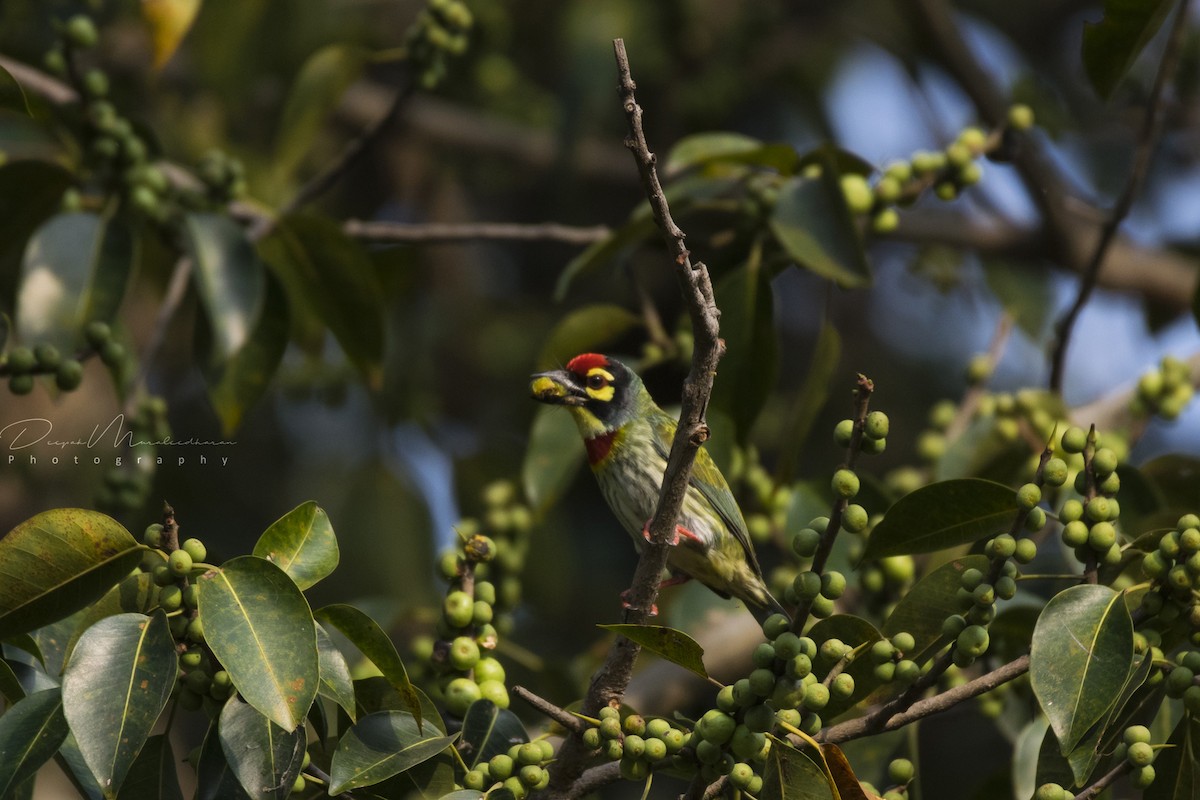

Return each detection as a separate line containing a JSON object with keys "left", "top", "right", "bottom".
{"left": 328, "top": 710, "right": 455, "bottom": 794}
{"left": 201, "top": 267, "right": 288, "bottom": 436}
{"left": 315, "top": 604, "right": 422, "bottom": 729}
{"left": 315, "top": 622, "right": 357, "bottom": 721}
{"left": 0, "top": 657, "right": 24, "bottom": 703}
{"left": 184, "top": 212, "right": 266, "bottom": 365}
{"left": 862, "top": 479, "right": 1016, "bottom": 559}
{"left": 195, "top": 720, "right": 251, "bottom": 800}
{"left": 62, "top": 611, "right": 177, "bottom": 797}
{"left": 0, "top": 509, "right": 141, "bottom": 640}
{"left": 258, "top": 214, "right": 384, "bottom": 384}
{"left": 666, "top": 131, "right": 798, "bottom": 175}
{"left": 460, "top": 700, "right": 529, "bottom": 769}
{"left": 1065, "top": 651, "right": 1153, "bottom": 785}
{"left": 883, "top": 555, "right": 990, "bottom": 665}
{"left": 760, "top": 738, "right": 833, "bottom": 800}
{"left": 711, "top": 256, "right": 777, "bottom": 438}
{"left": 197, "top": 556, "right": 319, "bottom": 731}
{"left": 252, "top": 501, "right": 339, "bottom": 591}
{"left": 1145, "top": 713, "right": 1200, "bottom": 800}
{"left": 1030, "top": 585, "right": 1134, "bottom": 753}
{"left": 535, "top": 304, "right": 642, "bottom": 370}
{"left": 522, "top": 406, "right": 585, "bottom": 515}
{"left": 16, "top": 212, "right": 134, "bottom": 351}
{"left": 114, "top": 734, "right": 182, "bottom": 800}
{"left": 1082, "top": 0, "right": 1175, "bottom": 99}
{"left": 598, "top": 624, "right": 708, "bottom": 679}
{"left": 64, "top": 572, "right": 157, "bottom": 665}
{"left": 218, "top": 699, "right": 306, "bottom": 800}
{"left": 0, "top": 64, "right": 30, "bottom": 116}
{"left": 140, "top": 0, "right": 200, "bottom": 68}
{"left": 354, "top": 678, "right": 445, "bottom": 733}
{"left": 273, "top": 44, "right": 368, "bottom": 182}
{"left": 0, "top": 687, "right": 69, "bottom": 797}
{"left": 769, "top": 157, "right": 870, "bottom": 288}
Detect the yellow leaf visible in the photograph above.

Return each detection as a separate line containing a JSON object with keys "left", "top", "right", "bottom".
{"left": 141, "top": 0, "right": 202, "bottom": 69}
{"left": 822, "top": 743, "right": 884, "bottom": 800}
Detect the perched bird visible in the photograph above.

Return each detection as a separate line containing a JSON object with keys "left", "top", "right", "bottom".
{"left": 530, "top": 352, "right": 788, "bottom": 623}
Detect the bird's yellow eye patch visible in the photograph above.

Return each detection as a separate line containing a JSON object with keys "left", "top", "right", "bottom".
{"left": 585, "top": 368, "right": 615, "bottom": 402}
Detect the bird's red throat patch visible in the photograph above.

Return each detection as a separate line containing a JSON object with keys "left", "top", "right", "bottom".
{"left": 584, "top": 429, "right": 618, "bottom": 465}
{"left": 566, "top": 352, "right": 609, "bottom": 376}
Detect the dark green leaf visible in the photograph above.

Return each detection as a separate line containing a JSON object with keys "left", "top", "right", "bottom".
{"left": 272, "top": 44, "right": 369, "bottom": 184}
{"left": 58, "top": 731, "right": 104, "bottom": 800}
{"left": 0, "top": 64, "right": 31, "bottom": 116}
{"left": 769, "top": 156, "right": 870, "bottom": 288}
{"left": 0, "top": 687, "right": 68, "bottom": 797}
{"left": 328, "top": 711, "right": 455, "bottom": 794}
{"left": 114, "top": 735, "right": 182, "bottom": 800}
{"left": 883, "top": 555, "right": 990, "bottom": 665}
{"left": 16, "top": 212, "right": 134, "bottom": 351}
{"left": 535, "top": 304, "right": 642, "bottom": 370}
{"left": 805, "top": 615, "right": 883, "bottom": 720}
{"left": 218, "top": 698, "right": 306, "bottom": 800}
{"left": 315, "top": 604, "right": 422, "bottom": 730}
{"left": 598, "top": 624, "right": 708, "bottom": 679}
{"left": 195, "top": 720, "right": 252, "bottom": 800}
{"left": 1082, "top": 0, "right": 1175, "bottom": 99}
{"left": 64, "top": 572, "right": 157, "bottom": 665}
{"left": 184, "top": 212, "right": 266, "bottom": 365}
{"left": 0, "top": 656, "right": 25, "bottom": 703}
{"left": 522, "top": 407, "right": 585, "bottom": 515}
{"left": 197, "top": 556, "right": 319, "bottom": 731}
{"left": 200, "top": 267, "right": 288, "bottom": 436}
{"left": 1030, "top": 585, "right": 1134, "bottom": 753}
{"left": 0, "top": 509, "right": 141, "bottom": 640}
{"left": 1065, "top": 651, "right": 1154, "bottom": 785}
{"left": 862, "top": 479, "right": 1016, "bottom": 559}
{"left": 258, "top": 214, "right": 384, "bottom": 384}
{"left": 711, "top": 256, "right": 777, "bottom": 438}
{"left": 760, "top": 737, "right": 833, "bottom": 800}
{"left": 776, "top": 319, "right": 840, "bottom": 484}
{"left": 666, "top": 132, "right": 799, "bottom": 175}
{"left": 315, "top": 622, "right": 357, "bottom": 721}
{"left": 61, "top": 611, "right": 177, "bottom": 796}
{"left": 0, "top": 162, "right": 74, "bottom": 300}
{"left": 252, "top": 501, "right": 339, "bottom": 591}
{"left": 354, "top": 677, "right": 444, "bottom": 733}
{"left": 459, "top": 699, "right": 529, "bottom": 768}
{"left": 1145, "top": 713, "right": 1200, "bottom": 800}
{"left": 982, "top": 260, "right": 1053, "bottom": 339}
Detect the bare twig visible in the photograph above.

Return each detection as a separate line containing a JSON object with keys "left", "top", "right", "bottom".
{"left": 343, "top": 219, "right": 610, "bottom": 245}
{"left": 1049, "top": 1, "right": 1190, "bottom": 391}
{"left": 511, "top": 685, "right": 586, "bottom": 734}
{"left": 565, "top": 763, "right": 621, "bottom": 800}
{"left": 545, "top": 39, "right": 724, "bottom": 798}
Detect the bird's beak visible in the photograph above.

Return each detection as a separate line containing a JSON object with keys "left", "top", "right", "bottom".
{"left": 530, "top": 370, "right": 587, "bottom": 406}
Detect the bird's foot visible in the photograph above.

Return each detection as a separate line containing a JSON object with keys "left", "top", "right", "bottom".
{"left": 641, "top": 519, "right": 702, "bottom": 546}
{"left": 620, "top": 588, "right": 658, "bottom": 617}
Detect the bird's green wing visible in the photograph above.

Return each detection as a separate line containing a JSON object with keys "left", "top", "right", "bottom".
{"left": 649, "top": 411, "right": 765, "bottom": 575}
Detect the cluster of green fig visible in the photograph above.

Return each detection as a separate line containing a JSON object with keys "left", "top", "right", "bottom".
{"left": 1055, "top": 427, "right": 1123, "bottom": 567}
{"left": 1036, "top": 724, "right": 1158, "bottom": 798}
{"left": 738, "top": 447, "right": 793, "bottom": 547}
{"left": 96, "top": 393, "right": 170, "bottom": 513}
{"left": 580, "top": 709, "right": 695, "bottom": 785}
{"left": 2, "top": 341, "right": 85, "bottom": 395}
{"left": 460, "top": 740, "right": 555, "bottom": 799}
{"left": 1133, "top": 354, "right": 1194, "bottom": 421}
{"left": 406, "top": 0, "right": 474, "bottom": 89}
{"left": 860, "top": 758, "right": 916, "bottom": 800}
{"left": 1139, "top": 513, "right": 1200, "bottom": 651}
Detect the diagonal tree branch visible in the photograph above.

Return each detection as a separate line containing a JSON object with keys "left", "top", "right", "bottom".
{"left": 545, "top": 38, "right": 724, "bottom": 798}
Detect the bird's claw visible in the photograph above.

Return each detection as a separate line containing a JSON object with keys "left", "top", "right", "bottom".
{"left": 620, "top": 589, "right": 658, "bottom": 617}
{"left": 641, "top": 519, "right": 701, "bottom": 546}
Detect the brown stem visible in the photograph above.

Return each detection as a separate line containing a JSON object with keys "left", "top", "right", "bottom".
{"left": 1073, "top": 760, "right": 1130, "bottom": 800}
{"left": 511, "top": 686, "right": 586, "bottom": 734}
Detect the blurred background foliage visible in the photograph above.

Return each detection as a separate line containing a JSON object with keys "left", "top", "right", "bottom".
{"left": 0, "top": 1, "right": 1197, "bottom": 793}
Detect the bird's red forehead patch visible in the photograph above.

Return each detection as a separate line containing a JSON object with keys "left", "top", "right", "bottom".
{"left": 566, "top": 352, "right": 609, "bottom": 376}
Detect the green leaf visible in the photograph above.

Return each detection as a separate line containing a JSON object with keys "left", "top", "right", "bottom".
{"left": 201, "top": 269, "right": 288, "bottom": 436}
{"left": 1013, "top": 716, "right": 1050, "bottom": 800}
{"left": 805, "top": 615, "right": 884, "bottom": 720}
{"left": 0, "top": 509, "right": 141, "bottom": 640}
{"left": 982, "top": 260, "right": 1053, "bottom": 340}
{"left": 0, "top": 162, "right": 74, "bottom": 299}
{"left": 598, "top": 624, "right": 708, "bottom": 679}
{"left": 218, "top": 698, "right": 306, "bottom": 800}
{"left": 252, "top": 501, "right": 339, "bottom": 591}
{"left": 760, "top": 738, "right": 833, "bottom": 800}
{"left": 114, "top": 735, "right": 182, "bottom": 800}
{"left": 1030, "top": 584, "right": 1135, "bottom": 754}
{"left": 315, "top": 622, "right": 357, "bottom": 721}
{"left": 0, "top": 656, "right": 25, "bottom": 703}
{"left": 459, "top": 700, "right": 529, "bottom": 769}
{"left": 272, "top": 44, "right": 368, "bottom": 184}
{"left": 776, "top": 318, "right": 840, "bottom": 484}
{"left": 1082, "top": 0, "right": 1175, "bottom": 99}
{"left": 711, "top": 255, "right": 777, "bottom": 438}
{"left": 0, "top": 687, "right": 69, "bottom": 797}
{"left": 934, "top": 415, "right": 1032, "bottom": 484}
{"left": 354, "top": 677, "right": 445, "bottom": 734}
{"left": 315, "top": 604, "right": 422, "bottom": 730}
{"left": 769, "top": 156, "right": 870, "bottom": 288}
{"left": 195, "top": 720, "right": 252, "bottom": 800}
{"left": 258, "top": 214, "right": 384, "bottom": 384}
{"left": 862, "top": 478, "right": 1016, "bottom": 560}
{"left": 0, "top": 64, "right": 31, "bottom": 116}
{"left": 1065, "top": 650, "right": 1154, "bottom": 785}
{"left": 521, "top": 406, "right": 585, "bottom": 516}
{"left": 61, "top": 611, "right": 177, "bottom": 797}
{"left": 64, "top": 572, "right": 157, "bottom": 665}
{"left": 184, "top": 212, "right": 266, "bottom": 365}
{"left": 16, "top": 212, "right": 135, "bottom": 351}
{"left": 328, "top": 711, "right": 455, "bottom": 794}
{"left": 665, "top": 132, "right": 799, "bottom": 175}
{"left": 1145, "top": 713, "right": 1200, "bottom": 800}
{"left": 883, "top": 555, "right": 990, "bottom": 665}
{"left": 197, "top": 556, "right": 319, "bottom": 731}
{"left": 535, "top": 304, "right": 642, "bottom": 370}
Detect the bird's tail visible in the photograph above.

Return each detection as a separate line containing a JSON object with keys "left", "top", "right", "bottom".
{"left": 746, "top": 584, "right": 791, "bottom": 629}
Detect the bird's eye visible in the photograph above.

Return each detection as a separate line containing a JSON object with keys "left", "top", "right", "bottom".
{"left": 587, "top": 374, "right": 608, "bottom": 390}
